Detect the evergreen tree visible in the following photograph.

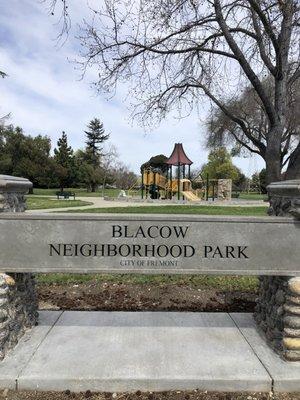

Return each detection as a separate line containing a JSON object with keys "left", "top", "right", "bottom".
{"left": 85, "top": 119, "right": 109, "bottom": 166}
{"left": 0, "top": 124, "right": 53, "bottom": 189}
{"left": 84, "top": 118, "right": 110, "bottom": 191}
{"left": 54, "top": 131, "right": 74, "bottom": 191}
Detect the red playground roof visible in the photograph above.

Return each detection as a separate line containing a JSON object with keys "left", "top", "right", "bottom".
{"left": 165, "top": 143, "right": 193, "bottom": 166}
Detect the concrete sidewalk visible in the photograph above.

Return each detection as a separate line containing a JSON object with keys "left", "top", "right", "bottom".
{"left": 0, "top": 311, "right": 299, "bottom": 393}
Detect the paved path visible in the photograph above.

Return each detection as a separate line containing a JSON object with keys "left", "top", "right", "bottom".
{"left": 0, "top": 311, "right": 299, "bottom": 393}
{"left": 28, "top": 196, "right": 268, "bottom": 213}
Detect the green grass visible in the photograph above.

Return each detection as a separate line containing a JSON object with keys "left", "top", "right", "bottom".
{"left": 26, "top": 196, "right": 93, "bottom": 210}
{"left": 31, "top": 188, "right": 119, "bottom": 197}
{"left": 32, "top": 188, "right": 267, "bottom": 202}
{"left": 239, "top": 192, "right": 267, "bottom": 201}
{"left": 31, "top": 188, "right": 141, "bottom": 198}
{"left": 66, "top": 205, "right": 268, "bottom": 216}
{"left": 36, "top": 273, "right": 258, "bottom": 291}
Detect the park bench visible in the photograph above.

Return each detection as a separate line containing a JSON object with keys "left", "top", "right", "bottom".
{"left": 56, "top": 191, "right": 76, "bottom": 200}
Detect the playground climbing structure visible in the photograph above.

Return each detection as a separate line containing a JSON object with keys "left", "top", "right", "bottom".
{"left": 141, "top": 143, "right": 201, "bottom": 201}
{"left": 141, "top": 143, "right": 233, "bottom": 202}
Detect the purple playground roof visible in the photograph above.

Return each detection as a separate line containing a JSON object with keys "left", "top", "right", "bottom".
{"left": 165, "top": 143, "right": 193, "bottom": 166}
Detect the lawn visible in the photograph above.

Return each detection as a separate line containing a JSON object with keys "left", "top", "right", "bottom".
{"left": 36, "top": 272, "right": 258, "bottom": 291}
{"left": 26, "top": 196, "right": 93, "bottom": 210}
{"left": 66, "top": 204, "right": 268, "bottom": 216}
{"left": 31, "top": 188, "right": 267, "bottom": 202}
{"left": 238, "top": 192, "right": 267, "bottom": 201}
{"left": 31, "top": 187, "right": 141, "bottom": 198}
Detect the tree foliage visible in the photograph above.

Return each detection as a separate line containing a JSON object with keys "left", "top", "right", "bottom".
{"left": 54, "top": 131, "right": 75, "bottom": 191}
{"left": 83, "top": 118, "right": 110, "bottom": 191}
{"left": 251, "top": 168, "right": 267, "bottom": 193}
{"left": 85, "top": 119, "right": 110, "bottom": 167}
{"left": 0, "top": 122, "right": 135, "bottom": 191}
{"left": 0, "top": 125, "right": 53, "bottom": 187}
{"left": 201, "top": 147, "right": 246, "bottom": 186}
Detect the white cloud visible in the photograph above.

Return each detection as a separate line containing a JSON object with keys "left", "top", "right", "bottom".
{"left": 0, "top": 0, "right": 264, "bottom": 175}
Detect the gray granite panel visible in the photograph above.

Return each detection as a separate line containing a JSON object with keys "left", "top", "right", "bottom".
{"left": 0, "top": 214, "right": 300, "bottom": 275}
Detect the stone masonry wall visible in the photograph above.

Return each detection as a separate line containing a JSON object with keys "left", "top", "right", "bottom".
{"left": 0, "top": 192, "right": 28, "bottom": 213}
{"left": 0, "top": 274, "right": 38, "bottom": 360}
{"left": 254, "top": 180, "right": 300, "bottom": 361}
{"left": 0, "top": 175, "right": 38, "bottom": 360}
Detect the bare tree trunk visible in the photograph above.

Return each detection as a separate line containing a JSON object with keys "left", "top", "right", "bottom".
{"left": 265, "top": 126, "right": 282, "bottom": 185}
{"left": 102, "top": 176, "right": 106, "bottom": 198}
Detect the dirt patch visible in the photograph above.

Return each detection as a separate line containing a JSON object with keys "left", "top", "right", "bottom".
{"left": 2, "top": 389, "right": 300, "bottom": 400}
{"left": 38, "top": 282, "right": 256, "bottom": 312}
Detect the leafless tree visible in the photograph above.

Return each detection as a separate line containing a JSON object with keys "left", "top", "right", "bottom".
{"left": 48, "top": 0, "right": 300, "bottom": 184}
{"left": 111, "top": 162, "right": 138, "bottom": 190}
{"left": 100, "top": 143, "right": 119, "bottom": 196}
{"left": 206, "top": 76, "right": 300, "bottom": 173}
{"left": 42, "top": 0, "right": 71, "bottom": 42}
{"left": 0, "top": 71, "right": 10, "bottom": 124}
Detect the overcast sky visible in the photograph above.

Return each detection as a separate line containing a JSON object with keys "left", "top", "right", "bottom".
{"left": 0, "top": 0, "right": 264, "bottom": 175}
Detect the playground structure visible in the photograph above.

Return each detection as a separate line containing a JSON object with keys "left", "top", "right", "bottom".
{"left": 141, "top": 143, "right": 199, "bottom": 201}
{"left": 142, "top": 171, "right": 200, "bottom": 201}
{"left": 141, "top": 143, "right": 233, "bottom": 202}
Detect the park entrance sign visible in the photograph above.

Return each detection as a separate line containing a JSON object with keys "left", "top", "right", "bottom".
{"left": 1, "top": 176, "right": 300, "bottom": 367}
{"left": 0, "top": 213, "right": 300, "bottom": 276}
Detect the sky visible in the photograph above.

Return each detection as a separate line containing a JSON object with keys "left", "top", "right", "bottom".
{"left": 0, "top": 0, "right": 264, "bottom": 176}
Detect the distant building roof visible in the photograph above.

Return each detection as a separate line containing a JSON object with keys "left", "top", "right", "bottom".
{"left": 165, "top": 143, "right": 193, "bottom": 166}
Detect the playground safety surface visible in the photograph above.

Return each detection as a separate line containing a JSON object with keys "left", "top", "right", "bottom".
{"left": 1, "top": 311, "right": 300, "bottom": 394}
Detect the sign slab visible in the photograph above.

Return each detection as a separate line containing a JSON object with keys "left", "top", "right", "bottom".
{"left": 0, "top": 213, "right": 299, "bottom": 276}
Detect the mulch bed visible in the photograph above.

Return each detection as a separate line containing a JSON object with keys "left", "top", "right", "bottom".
{"left": 37, "top": 282, "right": 256, "bottom": 312}
{"left": 2, "top": 389, "right": 300, "bottom": 400}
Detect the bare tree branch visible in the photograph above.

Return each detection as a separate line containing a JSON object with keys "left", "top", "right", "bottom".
{"left": 44, "top": 0, "right": 300, "bottom": 182}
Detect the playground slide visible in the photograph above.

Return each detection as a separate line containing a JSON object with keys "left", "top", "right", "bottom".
{"left": 182, "top": 191, "right": 200, "bottom": 202}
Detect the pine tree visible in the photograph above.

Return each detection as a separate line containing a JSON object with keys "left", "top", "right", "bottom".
{"left": 54, "top": 131, "right": 74, "bottom": 191}
{"left": 84, "top": 118, "right": 110, "bottom": 191}
{"left": 85, "top": 118, "right": 109, "bottom": 167}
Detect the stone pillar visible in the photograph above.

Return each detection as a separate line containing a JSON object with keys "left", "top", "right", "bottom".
{"left": 217, "top": 179, "right": 232, "bottom": 201}
{"left": 254, "top": 180, "right": 300, "bottom": 361}
{"left": 0, "top": 175, "right": 38, "bottom": 360}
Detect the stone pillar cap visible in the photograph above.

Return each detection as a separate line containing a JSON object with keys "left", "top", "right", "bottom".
{"left": 267, "top": 180, "right": 300, "bottom": 198}
{"left": 0, "top": 175, "right": 33, "bottom": 193}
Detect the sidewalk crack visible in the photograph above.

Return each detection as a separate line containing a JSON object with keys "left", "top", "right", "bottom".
{"left": 228, "top": 313, "right": 274, "bottom": 392}
{"left": 16, "top": 310, "right": 64, "bottom": 389}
